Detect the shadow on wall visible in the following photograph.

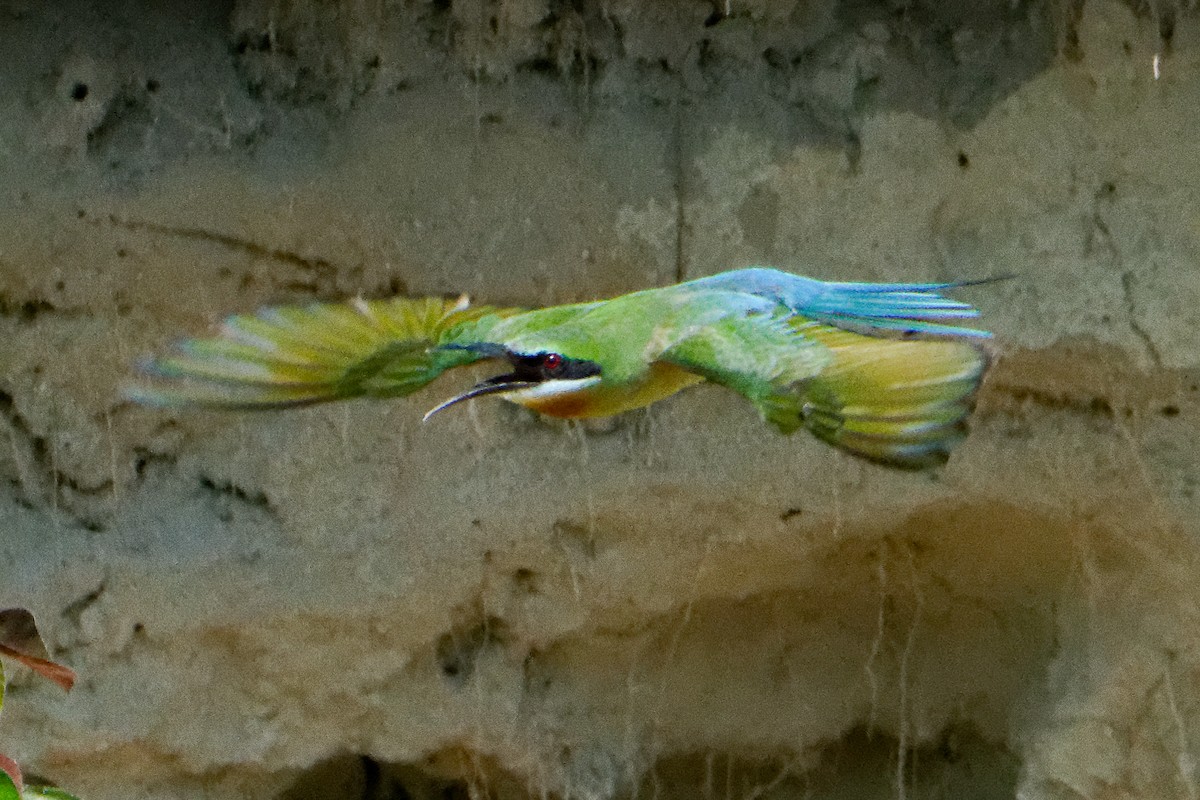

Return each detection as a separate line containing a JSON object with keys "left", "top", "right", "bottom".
{"left": 220, "top": 0, "right": 1070, "bottom": 157}
{"left": 281, "top": 499, "right": 1072, "bottom": 800}
{"left": 280, "top": 751, "right": 521, "bottom": 800}
{"left": 279, "top": 726, "right": 1019, "bottom": 800}
{"left": 18, "top": 0, "right": 1083, "bottom": 178}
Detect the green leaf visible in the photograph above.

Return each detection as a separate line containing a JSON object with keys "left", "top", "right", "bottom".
{"left": 0, "top": 769, "right": 19, "bottom": 800}
{"left": 0, "top": 753, "right": 19, "bottom": 795}
{"left": 23, "top": 787, "right": 82, "bottom": 800}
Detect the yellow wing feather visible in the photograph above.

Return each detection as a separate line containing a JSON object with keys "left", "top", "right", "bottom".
{"left": 127, "top": 296, "right": 518, "bottom": 409}
{"left": 791, "top": 323, "right": 987, "bottom": 468}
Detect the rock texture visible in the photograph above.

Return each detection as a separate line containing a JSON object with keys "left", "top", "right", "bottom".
{"left": 0, "top": 1, "right": 1198, "bottom": 798}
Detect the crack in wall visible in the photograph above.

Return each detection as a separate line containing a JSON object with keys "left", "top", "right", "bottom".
{"left": 1121, "top": 270, "right": 1165, "bottom": 369}
{"left": 0, "top": 390, "right": 112, "bottom": 530}
{"left": 672, "top": 62, "right": 686, "bottom": 285}
{"left": 197, "top": 473, "right": 280, "bottom": 525}
{"left": 0, "top": 255, "right": 94, "bottom": 322}
{"left": 987, "top": 382, "right": 1118, "bottom": 418}
{"left": 81, "top": 212, "right": 364, "bottom": 299}
{"left": 60, "top": 581, "right": 106, "bottom": 628}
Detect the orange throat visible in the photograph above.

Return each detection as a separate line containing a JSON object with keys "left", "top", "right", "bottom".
{"left": 507, "top": 362, "right": 703, "bottom": 419}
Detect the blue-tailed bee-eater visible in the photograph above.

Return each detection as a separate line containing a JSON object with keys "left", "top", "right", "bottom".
{"left": 127, "top": 268, "right": 1003, "bottom": 469}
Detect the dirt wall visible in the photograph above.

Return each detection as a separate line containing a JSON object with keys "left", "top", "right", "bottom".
{"left": 0, "top": 1, "right": 1199, "bottom": 798}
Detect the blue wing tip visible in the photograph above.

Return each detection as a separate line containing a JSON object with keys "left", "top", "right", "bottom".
{"left": 134, "top": 354, "right": 175, "bottom": 378}
{"left": 122, "top": 383, "right": 177, "bottom": 408}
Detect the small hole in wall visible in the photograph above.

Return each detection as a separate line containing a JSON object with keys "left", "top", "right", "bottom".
{"left": 70, "top": 83, "right": 88, "bottom": 101}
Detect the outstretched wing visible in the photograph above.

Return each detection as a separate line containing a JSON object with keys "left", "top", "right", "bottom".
{"left": 126, "top": 296, "right": 520, "bottom": 409}
{"left": 661, "top": 312, "right": 987, "bottom": 469}
{"left": 780, "top": 323, "right": 987, "bottom": 468}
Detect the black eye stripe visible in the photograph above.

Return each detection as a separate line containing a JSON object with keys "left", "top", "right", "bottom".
{"left": 509, "top": 352, "right": 601, "bottom": 380}
{"left": 551, "top": 358, "right": 601, "bottom": 380}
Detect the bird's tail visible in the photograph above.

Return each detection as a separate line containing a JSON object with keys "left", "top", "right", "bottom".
{"left": 688, "top": 268, "right": 1009, "bottom": 338}
{"left": 125, "top": 296, "right": 503, "bottom": 409}
{"left": 792, "top": 275, "right": 1008, "bottom": 338}
{"left": 760, "top": 324, "right": 988, "bottom": 469}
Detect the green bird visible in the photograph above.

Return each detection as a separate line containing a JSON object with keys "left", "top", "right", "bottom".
{"left": 127, "top": 268, "right": 1001, "bottom": 469}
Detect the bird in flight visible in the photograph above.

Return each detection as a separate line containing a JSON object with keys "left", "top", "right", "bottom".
{"left": 127, "top": 267, "right": 1002, "bottom": 469}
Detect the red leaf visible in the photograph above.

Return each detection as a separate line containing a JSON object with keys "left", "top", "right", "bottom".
{"left": 0, "top": 752, "right": 23, "bottom": 792}
{"left": 0, "top": 646, "right": 75, "bottom": 692}
{"left": 0, "top": 609, "right": 75, "bottom": 692}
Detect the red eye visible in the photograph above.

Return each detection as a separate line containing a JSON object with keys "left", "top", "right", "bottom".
{"left": 542, "top": 353, "right": 563, "bottom": 370}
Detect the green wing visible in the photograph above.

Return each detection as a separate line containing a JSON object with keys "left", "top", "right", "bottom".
{"left": 660, "top": 310, "right": 830, "bottom": 424}
{"left": 127, "top": 296, "right": 521, "bottom": 409}
{"left": 662, "top": 313, "right": 987, "bottom": 469}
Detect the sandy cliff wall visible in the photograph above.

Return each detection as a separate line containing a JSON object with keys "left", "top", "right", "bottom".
{"left": 0, "top": 1, "right": 1198, "bottom": 798}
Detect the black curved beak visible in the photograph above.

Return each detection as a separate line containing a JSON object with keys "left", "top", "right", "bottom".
{"left": 422, "top": 373, "right": 536, "bottom": 421}
{"left": 422, "top": 344, "right": 601, "bottom": 422}
{"left": 423, "top": 342, "right": 529, "bottom": 421}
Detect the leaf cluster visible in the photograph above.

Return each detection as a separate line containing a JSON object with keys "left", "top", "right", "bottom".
{"left": 0, "top": 610, "right": 79, "bottom": 800}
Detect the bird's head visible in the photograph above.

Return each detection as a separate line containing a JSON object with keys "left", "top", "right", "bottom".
{"left": 423, "top": 342, "right": 603, "bottom": 421}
